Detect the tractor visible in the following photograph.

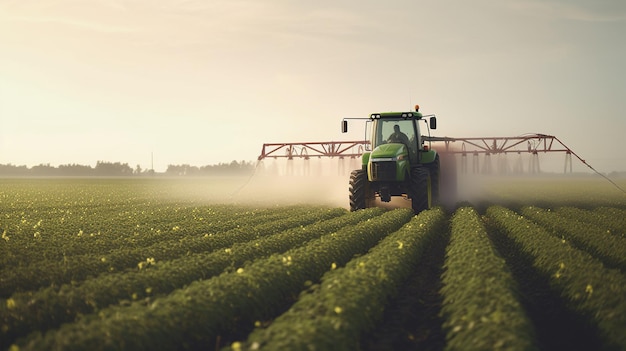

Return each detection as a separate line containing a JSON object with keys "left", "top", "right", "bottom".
{"left": 342, "top": 105, "right": 446, "bottom": 214}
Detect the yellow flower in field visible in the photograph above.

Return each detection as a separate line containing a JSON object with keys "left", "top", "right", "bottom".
{"left": 554, "top": 262, "right": 565, "bottom": 279}
{"left": 334, "top": 306, "right": 343, "bottom": 314}
{"left": 236, "top": 268, "right": 244, "bottom": 274}
{"left": 585, "top": 284, "right": 593, "bottom": 296}
{"left": 397, "top": 241, "right": 404, "bottom": 249}
{"left": 138, "top": 258, "right": 155, "bottom": 270}
{"left": 331, "top": 262, "right": 337, "bottom": 270}
{"left": 6, "top": 298, "right": 16, "bottom": 309}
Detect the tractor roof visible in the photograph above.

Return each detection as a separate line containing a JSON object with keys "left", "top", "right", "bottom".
{"left": 369, "top": 111, "right": 424, "bottom": 120}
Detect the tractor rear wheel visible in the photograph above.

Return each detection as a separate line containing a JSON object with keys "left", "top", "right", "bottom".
{"left": 410, "top": 167, "right": 431, "bottom": 214}
{"left": 349, "top": 169, "right": 371, "bottom": 211}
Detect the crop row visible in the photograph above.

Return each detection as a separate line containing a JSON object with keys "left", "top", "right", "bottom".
{"left": 554, "top": 206, "right": 625, "bottom": 239}
{"left": 2, "top": 200, "right": 625, "bottom": 350}
{"left": 0, "top": 177, "right": 320, "bottom": 270}
{"left": 0, "top": 207, "right": 345, "bottom": 297}
{"left": 0, "top": 204, "right": 315, "bottom": 270}
{"left": 233, "top": 207, "right": 446, "bottom": 350}
{"left": 11, "top": 209, "right": 415, "bottom": 350}
{"left": 486, "top": 206, "right": 626, "bottom": 350}
{"left": 520, "top": 206, "right": 626, "bottom": 272}
{"left": 0, "top": 208, "right": 385, "bottom": 347}
{"left": 440, "top": 207, "right": 535, "bottom": 350}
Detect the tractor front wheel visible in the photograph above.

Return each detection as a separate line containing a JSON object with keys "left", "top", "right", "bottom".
{"left": 349, "top": 169, "right": 371, "bottom": 211}
{"left": 409, "top": 167, "right": 431, "bottom": 214}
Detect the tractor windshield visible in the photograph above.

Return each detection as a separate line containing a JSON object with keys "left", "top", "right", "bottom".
{"left": 374, "top": 119, "right": 416, "bottom": 148}
{"left": 373, "top": 119, "right": 418, "bottom": 161}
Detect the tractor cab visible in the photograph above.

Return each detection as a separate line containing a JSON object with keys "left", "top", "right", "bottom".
{"left": 369, "top": 111, "right": 434, "bottom": 165}
{"left": 368, "top": 108, "right": 437, "bottom": 169}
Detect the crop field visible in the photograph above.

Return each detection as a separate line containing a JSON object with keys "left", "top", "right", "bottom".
{"left": 1, "top": 176, "right": 626, "bottom": 350}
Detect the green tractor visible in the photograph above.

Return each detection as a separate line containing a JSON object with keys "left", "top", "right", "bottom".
{"left": 342, "top": 105, "right": 443, "bottom": 214}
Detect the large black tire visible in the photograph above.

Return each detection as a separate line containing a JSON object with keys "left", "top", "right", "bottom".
{"left": 426, "top": 154, "right": 440, "bottom": 204}
{"left": 349, "top": 169, "right": 371, "bottom": 211}
{"left": 409, "top": 167, "right": 431, "bottom": 214}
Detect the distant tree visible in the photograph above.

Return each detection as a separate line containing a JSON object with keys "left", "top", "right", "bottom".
{"left": 58, "top": 164, "right": 94, "bottom": 176}
{"left": 186, "top": 165, "right": 200, "bottom": 176}
{"left": 0, "top": 164, "right": 29, "bottom": 176}
{"left": 166, "top": 165, "right": 182, "bottom": 176}
{"left": 31, "top": 164, "right": 58, "bottom": 176}
{"left": 197, "top": 160, "right": 254, "bottom": 176}
{"left": 95, "top": 161, "right": 133, "bottom": 176}
{"left": 0, "top": 160, "right": 255, "bottom": 177}
{"left": 166, "top": 164, "right": 199, "bottom": 176}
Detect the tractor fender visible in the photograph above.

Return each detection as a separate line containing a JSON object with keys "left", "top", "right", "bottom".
{"left": 361, "top": 152, "right": 371, "bottom": 169}
{"left": 419, "top": 149, "right": 438, "bottom": 164}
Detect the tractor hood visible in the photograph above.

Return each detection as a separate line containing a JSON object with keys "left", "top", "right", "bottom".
{"left": 370, "top": 143, "right": 407, "bottom": 161}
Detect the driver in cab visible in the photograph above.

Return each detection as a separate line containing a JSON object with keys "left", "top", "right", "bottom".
{"left": 387, "top": 125, "right": 409, "bottom": 146}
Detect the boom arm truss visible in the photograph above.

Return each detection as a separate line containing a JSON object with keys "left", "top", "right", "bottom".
{"left": 258, "top": 134, "right": 581, "bottom": 161}
{"left": 258, "top": 141, "right": 369, "bottom": 160}
{"left": 424, "top": 134, "right": 573, "bottom": 155}
{"left": 257, "top": 134, "right": 626, "bottom": 193}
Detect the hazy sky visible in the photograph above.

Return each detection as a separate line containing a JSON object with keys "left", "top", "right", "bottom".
{"left": 1, "top": 1, "right": 625, "bottom": 172}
